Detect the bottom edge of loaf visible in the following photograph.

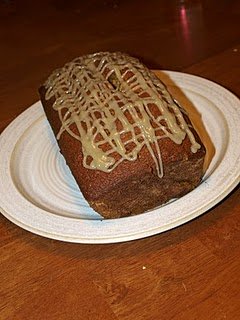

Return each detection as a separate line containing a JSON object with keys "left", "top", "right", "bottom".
{"left": 88, "top": 157, "right": 204, "bottom": 219}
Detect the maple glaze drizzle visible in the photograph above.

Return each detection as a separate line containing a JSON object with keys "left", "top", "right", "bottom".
{"left": 45, "top": 52, "right": 201, "bottom": 177}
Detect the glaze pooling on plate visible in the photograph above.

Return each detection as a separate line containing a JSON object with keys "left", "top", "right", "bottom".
{"left": 0, "top": 71, "right": 240, "bottom": 243}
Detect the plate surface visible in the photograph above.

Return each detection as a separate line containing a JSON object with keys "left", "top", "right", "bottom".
{"left": 1, "top": 71, "right": 240, "bottom": 243}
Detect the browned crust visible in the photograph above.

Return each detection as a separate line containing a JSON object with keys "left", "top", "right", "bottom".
{"left": 88, "top": 156, "right": 205, "bottom": 218}
{"left": 39, "top": 77, "right": 205, "bottom": 218}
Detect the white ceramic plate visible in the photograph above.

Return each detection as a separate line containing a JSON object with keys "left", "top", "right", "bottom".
{"left": 1, "top": 71, "right": 240, "bottom": 243}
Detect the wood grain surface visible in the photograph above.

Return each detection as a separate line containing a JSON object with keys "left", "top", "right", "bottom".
{"left": 0, "top": 1, "right": 239, "bottom": 319}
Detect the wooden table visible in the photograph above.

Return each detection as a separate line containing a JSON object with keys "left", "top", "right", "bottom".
{"left": 1, "top": 1, "right": 240, "bottom": 319}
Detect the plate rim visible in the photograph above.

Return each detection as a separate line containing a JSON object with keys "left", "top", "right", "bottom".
{"left": 1, "top": 70, "right": 240, "bottom": 243}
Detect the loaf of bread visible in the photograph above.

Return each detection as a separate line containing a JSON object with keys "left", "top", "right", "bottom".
{"left": 39, "top": 52, "right": 206, "bottom": 219}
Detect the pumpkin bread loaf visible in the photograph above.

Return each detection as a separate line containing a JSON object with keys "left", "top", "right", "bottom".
{"left": 39, "top": 52, "right": 206, "bottom": 218}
